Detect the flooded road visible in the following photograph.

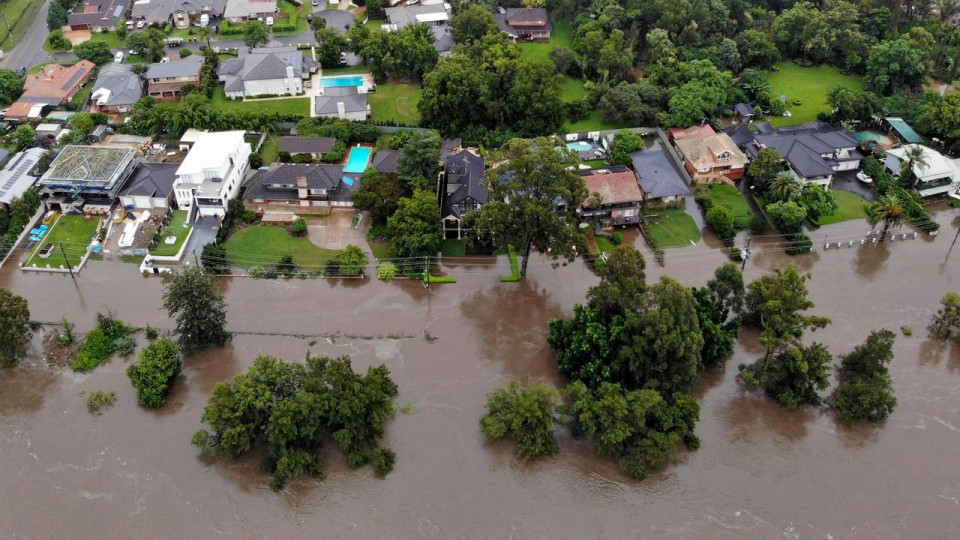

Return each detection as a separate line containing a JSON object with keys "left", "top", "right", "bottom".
{"left": 1, "top": 206, "right": 959, "bottom": 539}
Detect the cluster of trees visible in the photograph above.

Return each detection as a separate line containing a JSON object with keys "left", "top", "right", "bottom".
{"left": 0, "top": 288, "right": 31, "bottom": 367}
{"left": 46, "top": 0, "right": 76, "bottom": 32}
{"left": 738, "top": 265, "right": 898, "bottom": 423}
{"left": 123, "top": 94, "right": 301, "bottom": 137}
{"left": 126, "top": 338, "right": 182, "bottom": 408}
{"left": 0, "top": 69, "right": 24, "bottom": 104}
{"left": 348, "top": 23, "right": 438, "bottom": 81}
{"left": 192, "top": 354, "right": 398, "bottom": 490}
{"left": 0, "top": 188, "right": 42, "bottom": 261}
{"left": 419, "top": 6, "right": 565, "bottom": 137}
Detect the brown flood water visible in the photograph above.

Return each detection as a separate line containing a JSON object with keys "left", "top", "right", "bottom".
{"left": 1, "top": 206, "right": 959, "bottom": 539}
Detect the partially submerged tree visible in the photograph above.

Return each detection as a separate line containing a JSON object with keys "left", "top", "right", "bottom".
{"left": 126, "top": 338, "right": 182, "bottom": 408}
{"left": 387, "top": 189, "right": 442, "bottom": 259}
{"left": 827, "top": 329, "right": 897, "bottom": 423}
{"left": 480, "top": 379, "right": 560, "bottom": 459}
{"left": 0, "top": 288, "right": 31, "bottom": 367}
{"left": 744, "top": 265, "right": 831, "bottom": 354}
{"left": 161, "top": 266, "right": 230, "bottom": 352}
{"left": 740, "top": 342, "right": 833, "bottom": 408}
{"left": 930, "top": 292, "right": 960, "bottom": 341}
{"left": 466, "top": 137, "right": 586, "bottom": 276}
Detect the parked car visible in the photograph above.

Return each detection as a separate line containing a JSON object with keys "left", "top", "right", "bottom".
{"left": 16, "top": 66, "right": 26, "bottom": 77}
{"left": 856, "top": 171, "right": 873, "bottom": 184}
{"left": 126, "top": 20, "right": 134, "bottom": 30}
{"left": 266, "top": 16, "right": 274, "bottom": 26}
{"left": 136, "top": 20, "right": 146, "bottom": 29}
{"left": 114, "top": 51, "right": 124, "bottom": 63}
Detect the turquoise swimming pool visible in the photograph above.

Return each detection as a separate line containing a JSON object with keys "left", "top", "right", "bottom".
{"left": 344, "top": 146, "right": 372, "bottom": 174}
{"left": 322, "top": 75, "right": 364, "bottom": 88}
{"left": 567, "top": 141, "right": 593, "bottom": 151}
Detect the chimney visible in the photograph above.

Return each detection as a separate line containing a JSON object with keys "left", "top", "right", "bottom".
{"left": 286, "top": 64, "right": 294, "bottom": 78}
{"left": 337, "top": 101, "right": 346, "bottom": 119}
{"left": 297, "top": 176, "right": 307, "bottom": 199}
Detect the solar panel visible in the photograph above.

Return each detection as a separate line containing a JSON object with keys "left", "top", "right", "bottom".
{"left": 61, "top": 67, "right": 87, "bottom": 92}
{"left": 113, "top": 5, "right": 123, "bottom": 16}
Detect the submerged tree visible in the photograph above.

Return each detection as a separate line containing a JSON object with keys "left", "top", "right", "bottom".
{"left": 740, "top": 342, "right": 832, "bottom": 408}
{"left": 827, "top": 329, "right": 898, "bottom": 423}
{"left": 161, "top": 266, "right": 230, "bottom": 352}
{"left": 465, "top": 138, "right": 586, "bottom": 277}
{"left": 126, "top": 338, "right": 182, "bottom": 408}
{"left": 867, "top": 194, "right": 905, "bottom": 241}
{"left": 480, "top": 379, "right": 560, "bottom": 459}
{"left": 744, "top": 265, "right": 831, "bottom": 354}
{"left": 192, "top": 354, "right": 398, "bottom": 489}
{"left": 0, "top": 288, "right": 31, "bottom": 367}
{"left": 930, "top": 292, "right": 960, "bottom": 341}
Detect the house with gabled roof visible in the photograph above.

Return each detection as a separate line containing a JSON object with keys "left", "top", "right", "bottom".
{"left": 218, "top": 43, "right": 316, "bottom": 99}
{"left": 66, "top": 0, "right": 130, "bottom": 32}
{"left": 244, "top": 163, "right": 357, "bottom": 217}
{"left": 146, "top": 55, "right": 203, "bottom": 101}
{"left": 884, "top": 144, "right": 960, "bottom": 198}
{"left": 132, "top": 0, "right": 226, "bottom": 27}
{"left": 314, "top": 86, "right": 369, "bottom": 121}
{"left": 90, "top": 63, "right": 143, "bottom": 115}
{"left": 6, "top": 61, "right": 97, "bottom": 121}
{"left": 438, "top": 149, "right": 485, "bottom": 238}
{"left": 674, "top": 132, "right": 749, "bottom": 182}
{"left": 631, "top": 148, "right": 692, "bottom": 203}
{"left": 279, "top": 137, "right": 336, "bottom": 161}
{"left": 745, "top": 121, "right": 861, "bottom": 187}
{"left": 578, "top": 167, "right": 643, "bottom": 226}
{"left": 493, "top": 7, "right": 551, "bottom": 40}
{"left": 117, "top": 162, "right": 179, "bottom": 209}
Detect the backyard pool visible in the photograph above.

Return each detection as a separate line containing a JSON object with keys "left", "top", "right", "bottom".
{"left": 855, "top": 130, "right": 896, "bottom": 147}
{"left": 322, "top": 76, "right": 365, "bottom": 88}
{"left": 344, "top": 146, "right": 372, "bottom": 174}
{"left": 566, "top": 141, "right": 593, "bottom": 151}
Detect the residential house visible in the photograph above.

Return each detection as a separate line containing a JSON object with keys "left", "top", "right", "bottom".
{"left": 146, "top": 55, "right": 203, "bottom": 101}
{"left": 0, "top": 148, "right": 45, "bottom": 210}
{"left": 674, "top": 132, "right": 749, "bottom": 182}
{"left": 314, "top": 86, "right": 370, "bottom": 121}
{"left": 371, "top": 150, "right": 401, "bottom": 174}
{"left": 431, "top": 25, "right": 455, "bottom": 56}
{"left": 117, "top": 162, "right": 179, "bottom": 209}
{"left": 6, "top": 61, "right": 97, "bottom": 121}
{"left": 578, "top": 167, "right": 643, "bottom": 226}
{"left": 66, "top": 0, "right": 130, "bottom": 32}
{"left": 734, "top": 102, "right": 756, "bottom": 123}
{"left": 132, "top": 0, "right": 226, "bottom": 27}
{"left": 383, "top": 3, "right": 450, "bottom": 29}
{"left": 667, "top": 124, "right": 716, "bottom": 142}
{"left": 90, "top": 63, "right": 143, "bottom": 115}
{"left": 223, "top": 0, "right": 277, "bottom": 22}
{"left": 218, "top": 43, "right": 316, "bottom": 98}
{"left": 279, "top": 137, "right": 337, "bottom": 161}
{"left": 440, "top": 138, "right": 462, "bottom": 161}
{"left": 244, "top": 163, "right": 357, "bottom": 216}
{"left": 438, "top": 149, "right": 485, "bottom": 238}
{"left": 37, "top": 145, "right": 138, "bottom": 212}
{"left": 173, "top": 131, "right": 250, "bottom": 218}
{"left": 745, "top": 121, "right": 861, "bottom": 187}
{"left": 630, "top": 149, "right": 692, "bottom": 203}
{"left": 884, "top": 144, "right": 960, "bottom": 197}
{"left": 492, "top": 8, "right": 551, "bottom": 40}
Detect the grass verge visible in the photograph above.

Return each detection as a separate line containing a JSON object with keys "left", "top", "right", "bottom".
{"left": 645, "top": 208, "right": 701, "bottom": 248}
{"left": 223, "top": 224, "right": 340, "bottom": 269}
{"left": 499, "top": 245, "right": 520, "bottom": 282}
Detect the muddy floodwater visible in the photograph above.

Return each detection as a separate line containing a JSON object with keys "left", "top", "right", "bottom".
{"left": 1, "top": 207, "right": 959, "bottom": 539}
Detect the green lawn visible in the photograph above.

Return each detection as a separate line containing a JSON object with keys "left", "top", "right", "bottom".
{"left": 259, "top": 133, "right": 281, "bottom": 164}
{"left": 440, "top": 239, "right": 465, "bottom": 256}
{"left": 273, "top": 0, "right": 309, "bottom": 36}
{"left": 594, "top": 235, "right": 615, "bottom": 252}
{"left": 42, "top": 32, "right": 73, "bottom": 53}
{"left": 70, "top": 83, "right": 94, "bottom": 109}
{"left": 89, "top": 31, "right": 124, "bottom": 49}
{"left": 696, "top": 184, "right": 753, "bottom": 229}
{"left": 369, "top": 84, "right": 421, "bottom": 124}
{"left": 368, "top": 238, "right": 392, "bottom": 260}
{"left": 150, "top": 211, "right": 191, "bottom": 256}
{"left": 817, "top": 190, "right": 870, "bottom": 226}
{"left": 645, "top": 209, "right": 702, "bottom": 248}
{"left": 0, "top": 0, "right": 44, "bottom": 50}
{"left": 223, "top": 225, "right": 340, "bottom": 269}
{"left": 564, "top": 110, "right": 624, "bottom": 133}
{"left": 765, "top": 62, "right": 865, "bottom": 126}
{"left": 517, "top": 18, "right": 574, "bottom": 65}
{"left": 23, "top": 215, "right": 99, "bottom": 269}
{"left": 559, "top": 76, "right": 588, "bottom": 102}
{"left": 364, "top": 19, "right": 385, "bottom": 33}
{"left": 211, "top": 87, "right": 310, "bottom": 116}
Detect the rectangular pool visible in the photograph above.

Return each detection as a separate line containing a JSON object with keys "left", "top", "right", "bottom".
{"left": 344, "top": 146, "right": 372, "bottom": 174}
{"left": 322, "top": 75, "right": 364, "bottom": 88}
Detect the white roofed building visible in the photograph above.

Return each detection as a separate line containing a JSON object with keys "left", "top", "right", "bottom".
{"left": 173, "top": 131, "right": 251, "bottom": 218}
{"left": 885, "top": 144, "right": 960, "bottom": 197}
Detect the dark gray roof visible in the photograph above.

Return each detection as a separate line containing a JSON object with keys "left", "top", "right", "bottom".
{"left": 218, "top": 45, "right": 315, "bottom": 89}
{"left": 314, "top": 86, "right": 367, "bottom": 115}
{"left": 371, "top": 150, "right": 401, "bottom": 174}
{"left": 91, "top": 63, "right": 143, "bottom": 107}
{"left": 431, "top": 25, "right": 454, "bottom": 53}
{"left": 132, "top": 0, "right": 226, "bottom": 21}
{"left": 0, "top": 148, "right": 10, "bottom": 167}
{"left": 279, "top": 137, "right": 336, "bottom": 154}
{"left": 735, "top": 102, "right": 755, "bottom": 117}
{"left": 748, "top": 123, "right": 861, "bottom": 179}
{"left": 118, "top": 162, "right": 178, "bottom": 199}
{"left": 442, "top": 150, "right": 485, "bottom": 218}
{"left": 146, "top": 55, "right": 203, "bottom": 79}
{"left": 68, "top": 0, "right": 130, "bottom": 27}
{"left": 244, "top": 163, "right": 345, "bottom": 201}
{"left": 722, "top": 124, "right": 755, "bottom": 148}
{"left": 385, "top": 4, "right": 448, "bottom": 28}
{"left": 631, "top": 149, "right": 691, "bottom": 199}
{"left": 492, "top": 8, "right": 551, "bottom": 35}
{"left": 314, "top": 9, "right": 356, "bottom": 33}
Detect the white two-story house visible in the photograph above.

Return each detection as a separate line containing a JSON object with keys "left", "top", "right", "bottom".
{"left": 173, "top": 131, "right": 251, "bottom": 219}
{"left": 885, "top": 144, "right": 960, "bottom": 198}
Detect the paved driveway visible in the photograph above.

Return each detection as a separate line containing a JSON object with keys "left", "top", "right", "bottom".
{"left": 306, "top": 210, "right": 370, "bottom": 254}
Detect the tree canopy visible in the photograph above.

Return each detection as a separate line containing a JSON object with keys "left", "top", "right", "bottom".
{"left": 126, "top": 338, "right": 182, "bottom": 408}
{"left": 480, "top": 379, "right": 560, "bottom": 459}
{"left": 827, "top": 329, "right": 897, "bottom": 423}
{"left": 387, "top": 189, "right": 442, "bottom": 258}
{"left": 161, "top": 266, "right": 230, "bottom": 352}
{"left": 0, "top": 288, "right": 31, "bottom": 367}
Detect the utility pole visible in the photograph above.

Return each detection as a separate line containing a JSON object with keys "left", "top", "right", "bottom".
{"left": 193, "top": 249, "right": 200, "bottom": 266}
{"left": 59, "top": 242, "right": 75, "bottom": 281}
{"left": 740, "top": 236, "right": 752, "bottom": 271}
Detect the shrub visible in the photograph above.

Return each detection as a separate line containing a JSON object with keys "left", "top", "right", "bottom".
{"left": 278, "top": 150, "right": 291, "bottom": 162}
{"left": 291, "top": 153, "right": 314, "bottom": 163}
{"left": 611, "top": 232, "right": 623, "bottom": 245}
{"left": 706, "top": 206, "right": 736, "bottom": 243}
{"left": 784, "top": 232, "right": 813, "bottom": 255}
{"left": 85, "top": 391, "right": 117, "bottom": 415}
{"left": 145, "top": 325, "right": 159, "bottom": 340}
{"left": 180, "top": 48, "right": 192, "bottom": 58}
{"left": 242, "top": 210, "right": 258, "bottom": 223}
{"left": 113, "top": 336, "right": 137, "bottom": 356}
{"left": 377, "top": 262, "right": 397, "bottom": 281}
{"left": 249, "top": 265, "right": 267, "bottom": 278}
{"left": 900, "top": 326, "right": 913, "bottom": 336}
{"left": 370, "top": 448, "right": 396, "bottom": 477}
{"left": 126, "top": 338, "right": 182, "bottom": 408}
{"left": 249, "top": 152, "right": 263, "bottom": 168}
{"left": 72, "top": 315, "right": 134, "bottom": 371}
{"left": 289, "top": 217, "right": 307, "bottom": 235}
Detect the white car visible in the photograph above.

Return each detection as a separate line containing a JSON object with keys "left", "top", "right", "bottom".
{"left": 856, "top": 171, "right": 873, "bottom": 184}
{"left": 311, "top": 0, "right": 319, "bottom": 5}
{"left": 136, "top": 20, "right": 145, "bottom": 29}
{"left": 265, "top": 16, "right": 274, "bottom": 26}
{"left": 114, "top": 51, "right": 124, "bottom": 63}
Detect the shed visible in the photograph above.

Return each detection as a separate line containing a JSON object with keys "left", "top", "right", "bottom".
{"left": 884, "top": 117, "right": 924, "bottom": 144}
{"left": 88, "top": 124, "right": 109, "bottom": 143}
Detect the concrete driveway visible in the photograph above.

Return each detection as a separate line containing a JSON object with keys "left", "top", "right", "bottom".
{"left": 306, "top": 210, "right": 370, "bottom": 254}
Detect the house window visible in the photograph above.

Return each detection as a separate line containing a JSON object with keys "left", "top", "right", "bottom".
{"left": 718, "top": 152, "right": 730, "bottom": 161}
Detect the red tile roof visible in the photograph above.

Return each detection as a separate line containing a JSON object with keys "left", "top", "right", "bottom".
{"left": 581, "top": 170, "right": 643, "bottom": 205}
{"left": 21, "top": 61, "right": 96, "bottom": 101}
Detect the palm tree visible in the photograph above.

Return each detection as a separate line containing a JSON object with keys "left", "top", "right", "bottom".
{"left": 867, "top": 194, "right": 905, "bottom": 241}
{"left": 769, "top": 172, "right": 801, "bottom": 202}
{"left": 900, "top": 145, "right": 929, "bottom": 188}
{"left": 197, "top": 26, "right": 213, "bottom": 48}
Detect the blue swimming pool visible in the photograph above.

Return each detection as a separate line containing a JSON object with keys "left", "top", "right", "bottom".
{"left": 342, "top": 176, "right": 354, "bottom": 186}
{"left": 322, "top": 75, "right": 364, "bottom": 88}
{"left": 567, "top": 141, "right": 593, "bottom": 151}
{"left": 344, "top": 147, "right": 372, "bottom": 174}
